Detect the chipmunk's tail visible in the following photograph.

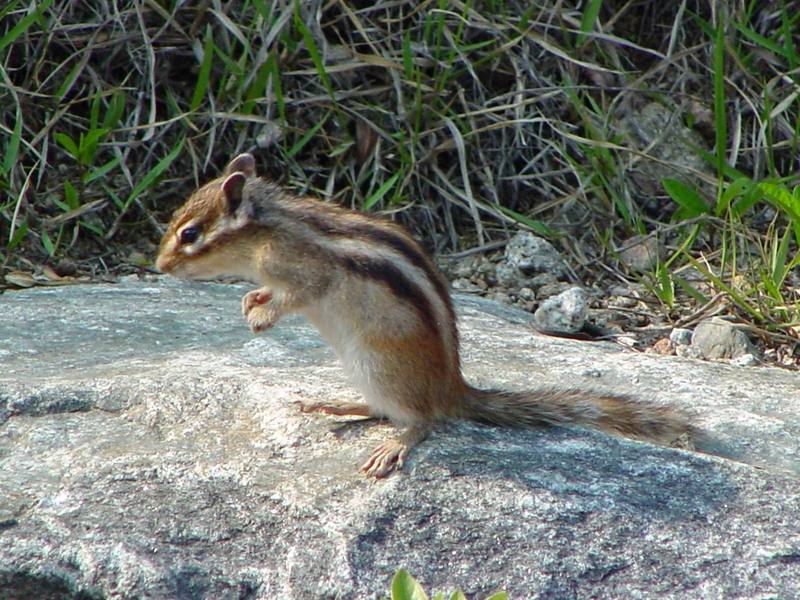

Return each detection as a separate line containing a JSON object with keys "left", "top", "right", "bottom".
{"left": 461, "top": 385, "right": 697, "bottom": 447}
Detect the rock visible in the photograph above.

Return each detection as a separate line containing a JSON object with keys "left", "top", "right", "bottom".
{"left": 618, "top": 235, "right": 661, "bottom": 272}
{"left": 451, "top": 277, "right": 482, "bottom": 294}
{"left": 1, "top": 279, "right": 800, "bottom": 599}
{"left": 650, "top": 338, "right": 675, "bottom": 355}
{"left": 731, "top": 353, "right": 759, "bottom": 367}
{"left": 670, "top": 328, "right": 693, "bottom": 346}
{"left": 496, "top": 232, "right": 568, "bottom": 287}
{"left": 533, "top": 286, "right": 589, "bottom": 334}
{"left": 615, "top": 101, "right": 713, "bottom": 201}
{"left": 691, "top": 317, "right": 758, "bottom": 360}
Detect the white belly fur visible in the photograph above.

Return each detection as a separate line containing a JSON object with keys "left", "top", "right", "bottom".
{"left": 303, "top": 303, "right": 418, "bottom": 425}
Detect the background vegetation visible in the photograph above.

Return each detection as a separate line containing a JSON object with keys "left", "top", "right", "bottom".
{"left": 1, "top": 0, "right": 798, "bottom": 354}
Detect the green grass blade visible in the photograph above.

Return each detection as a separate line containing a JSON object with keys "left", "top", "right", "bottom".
{"left": 7, "top": 222, "right": 28, "bottom": 250}
{"left": 191, "top": 26, "right": 215, "bottom": 111}
{"left": 83, "top": 156, "right": 121, "bottom": 184}
{"left": 712, "top": 18, "right": 728, "bottom": 179}
{"left": 681, "top": 251, "right": 764, "bottom": 322}
{"left": 293, "top": 2, "right": 334, "bottom": 100}
{"left": 102, "top": 90, "right": 126, "bottom": 130}
{"left": 41, "top": 229, "right": 55, "bottom": 255}
{"left": 267, "top": 53, "right": 285, "bottom": 123}
{"left": 0, "top": 0, "right": 53, "bottom": 54}
{"left": 364, "top": 172, "right": 401, "bottom": 211}
{"left": 497, "top": 205, "right": 556, "bottom": 237}
{"left": 55, "top": 58, "right": 87, "bottom": 102}
{"left": 577, "top": 0, "right": 602, "bottom": 46}
{"left": 54, "top": 132, "right": 80, "bottom": 160}
{"left": 63, "top": 180, "right": 79, "bottom": 210}
{"left": 124, "top": 139, "right": 184, "bottom": 210}
{"left": 285, "top": 114, "right": 328, "bottom": 158}
{"left": 2, "top": 106, "right": 22, "bottom": 177}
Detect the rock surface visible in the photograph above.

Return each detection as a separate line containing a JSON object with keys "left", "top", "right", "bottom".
{"left": 1, "top": 278, "right": 799, "bottom": 599}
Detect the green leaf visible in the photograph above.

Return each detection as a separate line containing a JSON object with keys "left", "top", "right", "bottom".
{"left": 41, "top": 230, "right": 55, "bottom": 256}
{"left": 757, "top": 182, "right": 800, "bottom": 245}
{"left": 577, "top": 0, "right": 602, "bottom": 45}
{"left": 662, "top": 178, "right": 710, "bottom": 218}
{"left": 655, "top": 263, "right": 675, "bottom": 307}
{"left": 391, "top": 570, "right": 428, "bottom": 600}
{"left": 267, "top": 53, "right": 285, "bottom": 123}
{"left": 447, "top": 591, "right": 468, "bottom": 600}
{"left": 89, "top": 91, "right": 102, "bottom": 132}
{"left": 718, "top": 176, "right": 754, "bottom": 216}
{"left": 55, "top": 132, "right": 80, "bottom": 160}
{"left": 0, "top": 0, "right": 53, "bottom": 54}
{"left": 403, "top": 30, "right": 413, "bottom": 79}
{"left": 55, "top": 58, "right": 86, "bottom": 102}
{"left": 484, "top": 593, "right": 509, "bottom": 600}
{"left": 285, "top": 114, "right": 328, "bottom": 158}
{"left": 293, "top": 2, "right": 335, "bottom": 100}
{"left": 7, "top": 221, "right": 28, "bottom": 250}
{"left": 63, "top": 180, "right": 79, "bottom": 210}
{"left": 497, "top": 205, "right": 556, "bottom": 237}
{"left": 364, "top": 172, "right": 401, "bottom": 211}
{"left": 102, "top": 90, "right": 126, "bottom": 130}
{"left": 83, "top": 156, "right": 121, "bottom": 184}
{"left": 78, "top": 127, "right": 110, "bottom": 166}
{"left": 191, "top": 26, "right": 215, "bottom": 112}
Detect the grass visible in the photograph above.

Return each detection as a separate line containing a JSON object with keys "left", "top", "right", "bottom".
{"left": 0, "top": 0, "right": 798, "bottom": 351}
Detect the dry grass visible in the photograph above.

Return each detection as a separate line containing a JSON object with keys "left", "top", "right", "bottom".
{"left": 1, "top": 0, "right": 799, "bottom": 343}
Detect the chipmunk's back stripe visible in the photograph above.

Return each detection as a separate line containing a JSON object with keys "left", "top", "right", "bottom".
{"left": 340, "top": 254, "right": 439, "bottom": 333}
{"left": 297, "top": 211, "right": 455, "bottom": 319}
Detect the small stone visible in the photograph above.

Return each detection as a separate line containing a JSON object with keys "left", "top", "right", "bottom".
{"left": 650, "top": 338, "right": 675, "bottom": 355}
{"left": 505, "top": 232, "right": 568, "bottom": 277}
{"left": 669, "top": 328, "right": 693, "bottom": 346}
{"left": 618, "top": 235, "right": 661, "bottom": 272}
{"left": 495, "top": 232, "right": 569, "bottom": 288}
{"left": 731, "top": 353, "right": 759, "bottom": 367}
{"left": 608, "top": 295, "right": 638, "bottom": 309}
{"left": 533, "top": 287, "right": 589, "bottom": 334}
{"left": 536, "top": 281, "right": 573, "bottom": 300}
{"left": 53, "top": 259, "right": 77, "bottom": 277}
{"left": 451, "top": 256, "right": 484, "bottom": 279}
{"left": 691, "top": 317, "right": 757, "bottom": 360}
{"left": 518, "top": 287, "right": 535, "bottom": 302}
{"left": 491, "top": 291, "right": 512, "bottom": 305}
{"left": 451, "top": 278, "right": 482, "bottom": 293}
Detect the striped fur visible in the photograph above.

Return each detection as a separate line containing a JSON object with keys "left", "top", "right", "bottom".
{"left": 156, "top": 153, "right": 697, "bottom": 470}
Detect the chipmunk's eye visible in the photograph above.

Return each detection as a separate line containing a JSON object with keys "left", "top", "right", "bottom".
{"left": 179, "top": 225, "right": 201, "bottom": 245}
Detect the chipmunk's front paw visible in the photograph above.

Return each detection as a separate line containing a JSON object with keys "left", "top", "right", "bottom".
{"left": 242, "top": 288, "right": 279, "bottom": 333}
{"left": 245, "top": 304, "right": 280, "bottom": 333}
{"left": 241, "top": 288, "right": 273, "bottom": 316}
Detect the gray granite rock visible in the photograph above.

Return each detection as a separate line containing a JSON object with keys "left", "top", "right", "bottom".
{"left": 533, "top": 286, "right": 589, "bottom": 334}
{"left": 496, "top": 232, "right": 568, "bottom": 288}
{"left": 691, "top": 317, "right": 758, "bottom": 360}
{"left": 1, "top": 278, "right": 799, "bottom": 599}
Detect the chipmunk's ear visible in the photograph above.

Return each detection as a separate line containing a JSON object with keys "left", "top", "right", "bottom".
{"left": 225, "top": 153, "right": 256, "bottom": 177}
{"left": 220, "top": 172, "right": 246, "bottom": 215}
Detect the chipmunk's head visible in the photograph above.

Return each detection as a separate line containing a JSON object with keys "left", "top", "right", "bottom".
{"left": 156, "top": 153, "right": 261, "bottom": 281}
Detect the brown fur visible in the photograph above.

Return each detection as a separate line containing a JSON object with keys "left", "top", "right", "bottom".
{"left": 157, "top": 153, "right": 700, "bottom": 476}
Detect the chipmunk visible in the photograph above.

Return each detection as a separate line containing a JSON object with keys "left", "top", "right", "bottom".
{"left": 156, "top": 153, "right": 697, "bottom": 478}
